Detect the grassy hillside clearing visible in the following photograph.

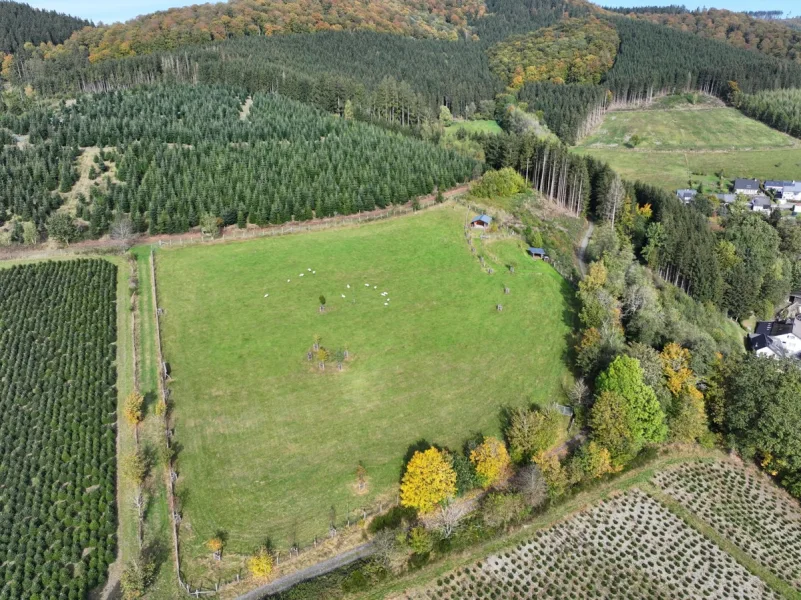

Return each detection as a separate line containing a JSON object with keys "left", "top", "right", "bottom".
{"left": 575, "top": 147, "right": 801, "bottom": 193}
{"left": 155, "top": 204, "right": 575, "bottom": 582}
{"left": 578, "top": 107, "right": 796, "bottom": 151}
{"left": 573, "top": 102, "right": 801, "bottom": 191}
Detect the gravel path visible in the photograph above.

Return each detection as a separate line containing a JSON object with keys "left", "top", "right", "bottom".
{"left": 577, "top": 221, "right": 594, "bottom": 277}
{"left": 236, "top": 543, "right": 375, "bottom": 600}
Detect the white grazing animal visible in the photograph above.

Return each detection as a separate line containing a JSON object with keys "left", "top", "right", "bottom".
{"left": 347, "top": 284, "right": 350, "bottom": 289}
{"left": 365, "top": 283, "right": 370, "bottom": 287}
{"left": 384, "top": 302, "right": 388, "bottom": 306}
{"left": 341, "top": 294, "right": 346, "bottom": 298}
{"left": 300, "top": 274, "right": 304, "bottom": 277}
{"left": 264, "top": 294, "right": 269, "bottom": 297}
{"left": 308, "top": 268, "right": 312, "bottom": 271}
{"left": 287, "top": 279, "right": 290, "bottom": 282}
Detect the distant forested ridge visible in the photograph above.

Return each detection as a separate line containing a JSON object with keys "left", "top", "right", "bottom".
{"left": 0, "top": 85, "right": 475, "bottom": 234}
{"left": 623, "top": 8, "right": 801, "bottom": 63}
{"left": 488, "top": 16, "right": 619, "bottom": 87}
{"left": 25, "top": 0, "right": 484, "bottom": 64}
{"left": 0, "top": 1, "right": 90, "bottom": 54}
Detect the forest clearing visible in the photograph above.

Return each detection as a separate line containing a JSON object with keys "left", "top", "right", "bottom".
{"left": 573, "top": 100, "right": 801, "bottom": 191}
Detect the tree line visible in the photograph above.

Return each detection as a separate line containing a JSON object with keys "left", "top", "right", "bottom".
{"left": 0, "top": 259, "right": 118, "bottom": 599}
{"left": 733, "top": 87, "right": 801, "bottom": 138}
{"left": 0, "top": 0, "right": 90, "bottom": 54}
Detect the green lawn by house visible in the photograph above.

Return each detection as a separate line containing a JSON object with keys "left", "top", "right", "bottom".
{"left": 154, "top": 205, "right": 575, "bottom": 580}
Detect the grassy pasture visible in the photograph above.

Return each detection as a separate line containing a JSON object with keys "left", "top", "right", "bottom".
{"left": 155, "top": 206, "right": 575, "bottom": 566}
{"left": 573, "top": 103, "right": 801, "bottom": 192}
{"left": 575, "top": 147, "right": 801, "bottom": 192}
{"left": 578, "top": 107, "right": 795, "bottom": 151}
{"left": 444, "top": 119, "right": 503, "bottom": 137}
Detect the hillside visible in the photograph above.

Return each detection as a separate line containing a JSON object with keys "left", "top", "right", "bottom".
{"left": 38, "top": 0, "right": 485, "bottom": 64}
{"left": 0, "top": 0, "right": 91, "bottom": 54}
{"left": 615, "top": 7, "right": 801, "bottom": 64}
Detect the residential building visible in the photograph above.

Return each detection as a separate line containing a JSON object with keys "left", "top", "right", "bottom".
{"left": 751, "top": 319, "right": 801, "bottom": 359}
{"left": 749, "top": 196, "right": 772, "bottom": 213}
{"left": 676, "top": 189, "right": 697, "bottom": 204}
{"left": 783, "top": 181, "right": 801, "bottom": 201}
{"left": 733, "top": 178, "right": 760, "bottom": 196}
{"left": 764, "top": 180, "right": 794, "bottom": 196}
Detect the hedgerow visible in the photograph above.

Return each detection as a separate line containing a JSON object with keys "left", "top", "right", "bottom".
{"left": 0, "top": 259, "right": 118, "bottom": 599}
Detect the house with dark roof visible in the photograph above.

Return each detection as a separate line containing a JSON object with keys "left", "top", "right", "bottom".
{"left": 470, "top": 215, "right": 492, "bottom": 229}
{"left": 783, "top": 181, "right": 801, "bottom": 201}
{"left": 751, "top": 318, "right": 801, "bottom": 359}
{"left": 527, "top": 247, "right": 547, "bottom": 260}
{"left": 749, "top": 196, "right": 772, "bottom": 213}
{"left": 764, "top": 180, "right": 794, "bottom": 196}
{"left": 733, "top": 178, "right": 760, "bottom": 196}
{"left": 676, "top": 189, "right": 697, "bottom": 204}
{"left": 715, "top": 193, "right": 737, "bottom": 205}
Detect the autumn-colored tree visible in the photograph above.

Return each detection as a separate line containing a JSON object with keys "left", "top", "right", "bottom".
{"left": 506, "top": 407, "right": 562, "bottom": 463}
{"left": 470, "top": 437, "right": 511, "bottom": 488}
{"left": 123, "top": 392, "right": 145, "bottom": 428}
{"left": 532, "top": 452, "right": 568, "bottom": 499}
{"left": 247, "top": 547, "right": 274, "bottom": 579}
{"left": 400, "top": 447, "right": 457, "bottom": 514}
{"left": 568, "top": 441, "right": 616, "bottom": 483}
{"left": 121, "top": 450, "right": 148, "bottom": 486}
{"left": 659, "top": 342, "right": 695, "bottom": 397}
{"left": 207, "top": 537, "right": 224, "bottom": 558}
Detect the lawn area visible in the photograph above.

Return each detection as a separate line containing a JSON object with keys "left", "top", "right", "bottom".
{"left": 444, "top": 119, "right": 503, "bottom": 137}
{"left": 577, "top": 107, "right": 796, "bottom": 151}
{"left": 155, "top": 205, "right": 575, "bottom": 568}
{"left": 574, "top": 147, "right": 801, "bottom": 192}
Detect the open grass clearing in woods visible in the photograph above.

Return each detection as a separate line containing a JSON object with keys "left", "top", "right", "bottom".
{"left": 154, "top": 204, "right": 575, "bottom": 581}
{"left": 577, "top": 106, "right": 796, "bottom": 151}
{"left": 444, "top": 120, "right": 503, "bottom": 138}
{"left": 573, "top": 147, "right": 801, "bottom": 193}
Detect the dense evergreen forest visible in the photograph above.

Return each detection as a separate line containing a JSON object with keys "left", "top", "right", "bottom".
{"left": 0, "top": 85, "right": 475, "bottom": 235}
{"left": 0, "top": 1, "right": 90, "bottom": 54}
{"left": 733, "top": 88, "right": 801, "bottom": 138}
{"left": 623, "top": 8, "right": 801, "bottom": 63}
{"left": 0, "top": 259, "right": 118, "bottom": 600}
{"left": 603, "top": 17, "right": 801, "bottom": 102}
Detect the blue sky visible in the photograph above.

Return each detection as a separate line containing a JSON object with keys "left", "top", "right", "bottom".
{"left": 28, "top": 0, "right": 799, "bottom": 24}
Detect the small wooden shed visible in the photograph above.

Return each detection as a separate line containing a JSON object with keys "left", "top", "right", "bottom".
{"left": 470, "top": 214, "right": 492, "bottom": 229}
{"left": 527, "top": 247, "right": 547, "bottom": 260}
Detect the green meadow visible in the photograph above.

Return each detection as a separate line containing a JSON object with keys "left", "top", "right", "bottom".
{"left": 574, "top": 104, "right": 801, "bottom": 191}
{"left": 155, "top": 206, "right": 575, "bottom": 568}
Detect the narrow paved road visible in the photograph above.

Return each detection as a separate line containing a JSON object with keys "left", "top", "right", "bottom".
{"left": 237, "top": 543, "right": 375, "bottom": 600}
{"left": 578, "top": 222, "right": 594, "bottom": 277}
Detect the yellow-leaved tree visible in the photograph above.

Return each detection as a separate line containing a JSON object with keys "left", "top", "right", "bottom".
{"left": 400, "top": 448, "right": 456, "bottom": 514}
{"left": 470, "top": 437, "right": 511, "bottom": 488}
{"left": 123, "top": 392, "right": 144, "bottom": 428}
{"left": 247, "top": 547, "right": 274, "bottom": 580}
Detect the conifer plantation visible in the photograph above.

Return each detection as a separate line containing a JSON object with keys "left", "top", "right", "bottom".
{"left": 0, "top": 260, "right": 118, "bottom": 600}
{"left": 0, "top": 85, "right": 474, "bottom": 233}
